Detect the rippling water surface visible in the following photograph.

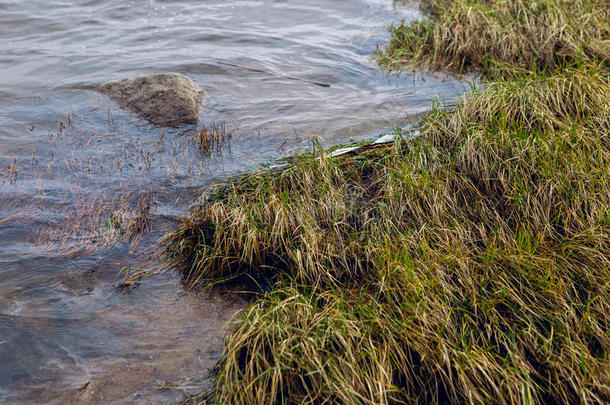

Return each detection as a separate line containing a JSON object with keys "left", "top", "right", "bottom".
{"left": 0, "top": 0, "right": 469, "bottom": 402}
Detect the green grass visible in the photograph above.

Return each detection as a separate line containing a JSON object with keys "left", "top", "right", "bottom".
{"left": 162, "top": 1, "right": 610, "bottom": 403}
{"left": 381, "top": 0, "right": 609, "bottom": 78}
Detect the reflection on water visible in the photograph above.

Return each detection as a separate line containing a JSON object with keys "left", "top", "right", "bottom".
{"left": 0, "top": 0, "right": 469, "bottom": 402}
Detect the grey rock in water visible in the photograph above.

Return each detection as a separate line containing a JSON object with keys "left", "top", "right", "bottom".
{"left": 100, "top": 73, "right": 205, "bottom": 127}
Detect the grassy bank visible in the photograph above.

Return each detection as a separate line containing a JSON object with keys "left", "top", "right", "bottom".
{"left": 381, "top": 0, "right": 609, "bottom": 78}
{"left": 163, "top": 1, "right": 610, "bottom": 403}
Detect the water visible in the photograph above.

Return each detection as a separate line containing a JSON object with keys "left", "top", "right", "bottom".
{"left": 0, "top": 0, "right": 469, "bottom": 402}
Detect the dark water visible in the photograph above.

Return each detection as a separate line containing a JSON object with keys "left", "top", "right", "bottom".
{"left": 0, "top": 0, "right": 469, "bottom": 402}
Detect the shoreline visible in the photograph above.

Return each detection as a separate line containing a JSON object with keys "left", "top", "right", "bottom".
{"left": 161, "top": 1, "right": 609, "bottom": 403}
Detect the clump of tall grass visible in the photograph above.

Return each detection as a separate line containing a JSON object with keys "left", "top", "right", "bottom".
{"left": 381, "top": 0, "right": 610, "bottom": 77}
{"left": 163, "top": 63, "right": 610, "bottom": 403}
{"left": 192, "top": 122, "right": 232, "bottom": 155}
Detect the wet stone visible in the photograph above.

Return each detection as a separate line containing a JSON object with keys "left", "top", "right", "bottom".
{"left": 99, "top": 73, "right": 205, "bottom": 127}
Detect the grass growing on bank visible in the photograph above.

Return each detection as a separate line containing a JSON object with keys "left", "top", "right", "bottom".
{"left": 381, "top": 0, "right": 609, "bottom": 78}
{"left": 162, "top": 1, "right": 610, "bottom": 403}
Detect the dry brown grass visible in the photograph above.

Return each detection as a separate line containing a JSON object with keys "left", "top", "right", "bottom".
{"left": 192, "top": 122, "right": 232, "bottom": 155}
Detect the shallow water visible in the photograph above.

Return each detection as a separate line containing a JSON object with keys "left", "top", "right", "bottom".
{"left": 0, "top": 0, "right": 469, "bottom": 402}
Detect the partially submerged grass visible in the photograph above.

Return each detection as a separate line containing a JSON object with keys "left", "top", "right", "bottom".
{"left": 29, "top": 191, "right": 156, "bottom": 256}
{"left": 192, "top": 122, "right": 232, "bottom": 155}
{"left": 162, "top": 1, "right": 610, "bottom": 403}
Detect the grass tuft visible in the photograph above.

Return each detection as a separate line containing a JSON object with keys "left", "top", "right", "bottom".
{"left": 381, "top": 0, "right": 610, "bottom": 77}
{"left": 192, "top": 122, "right": 232, "bottom": 155}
